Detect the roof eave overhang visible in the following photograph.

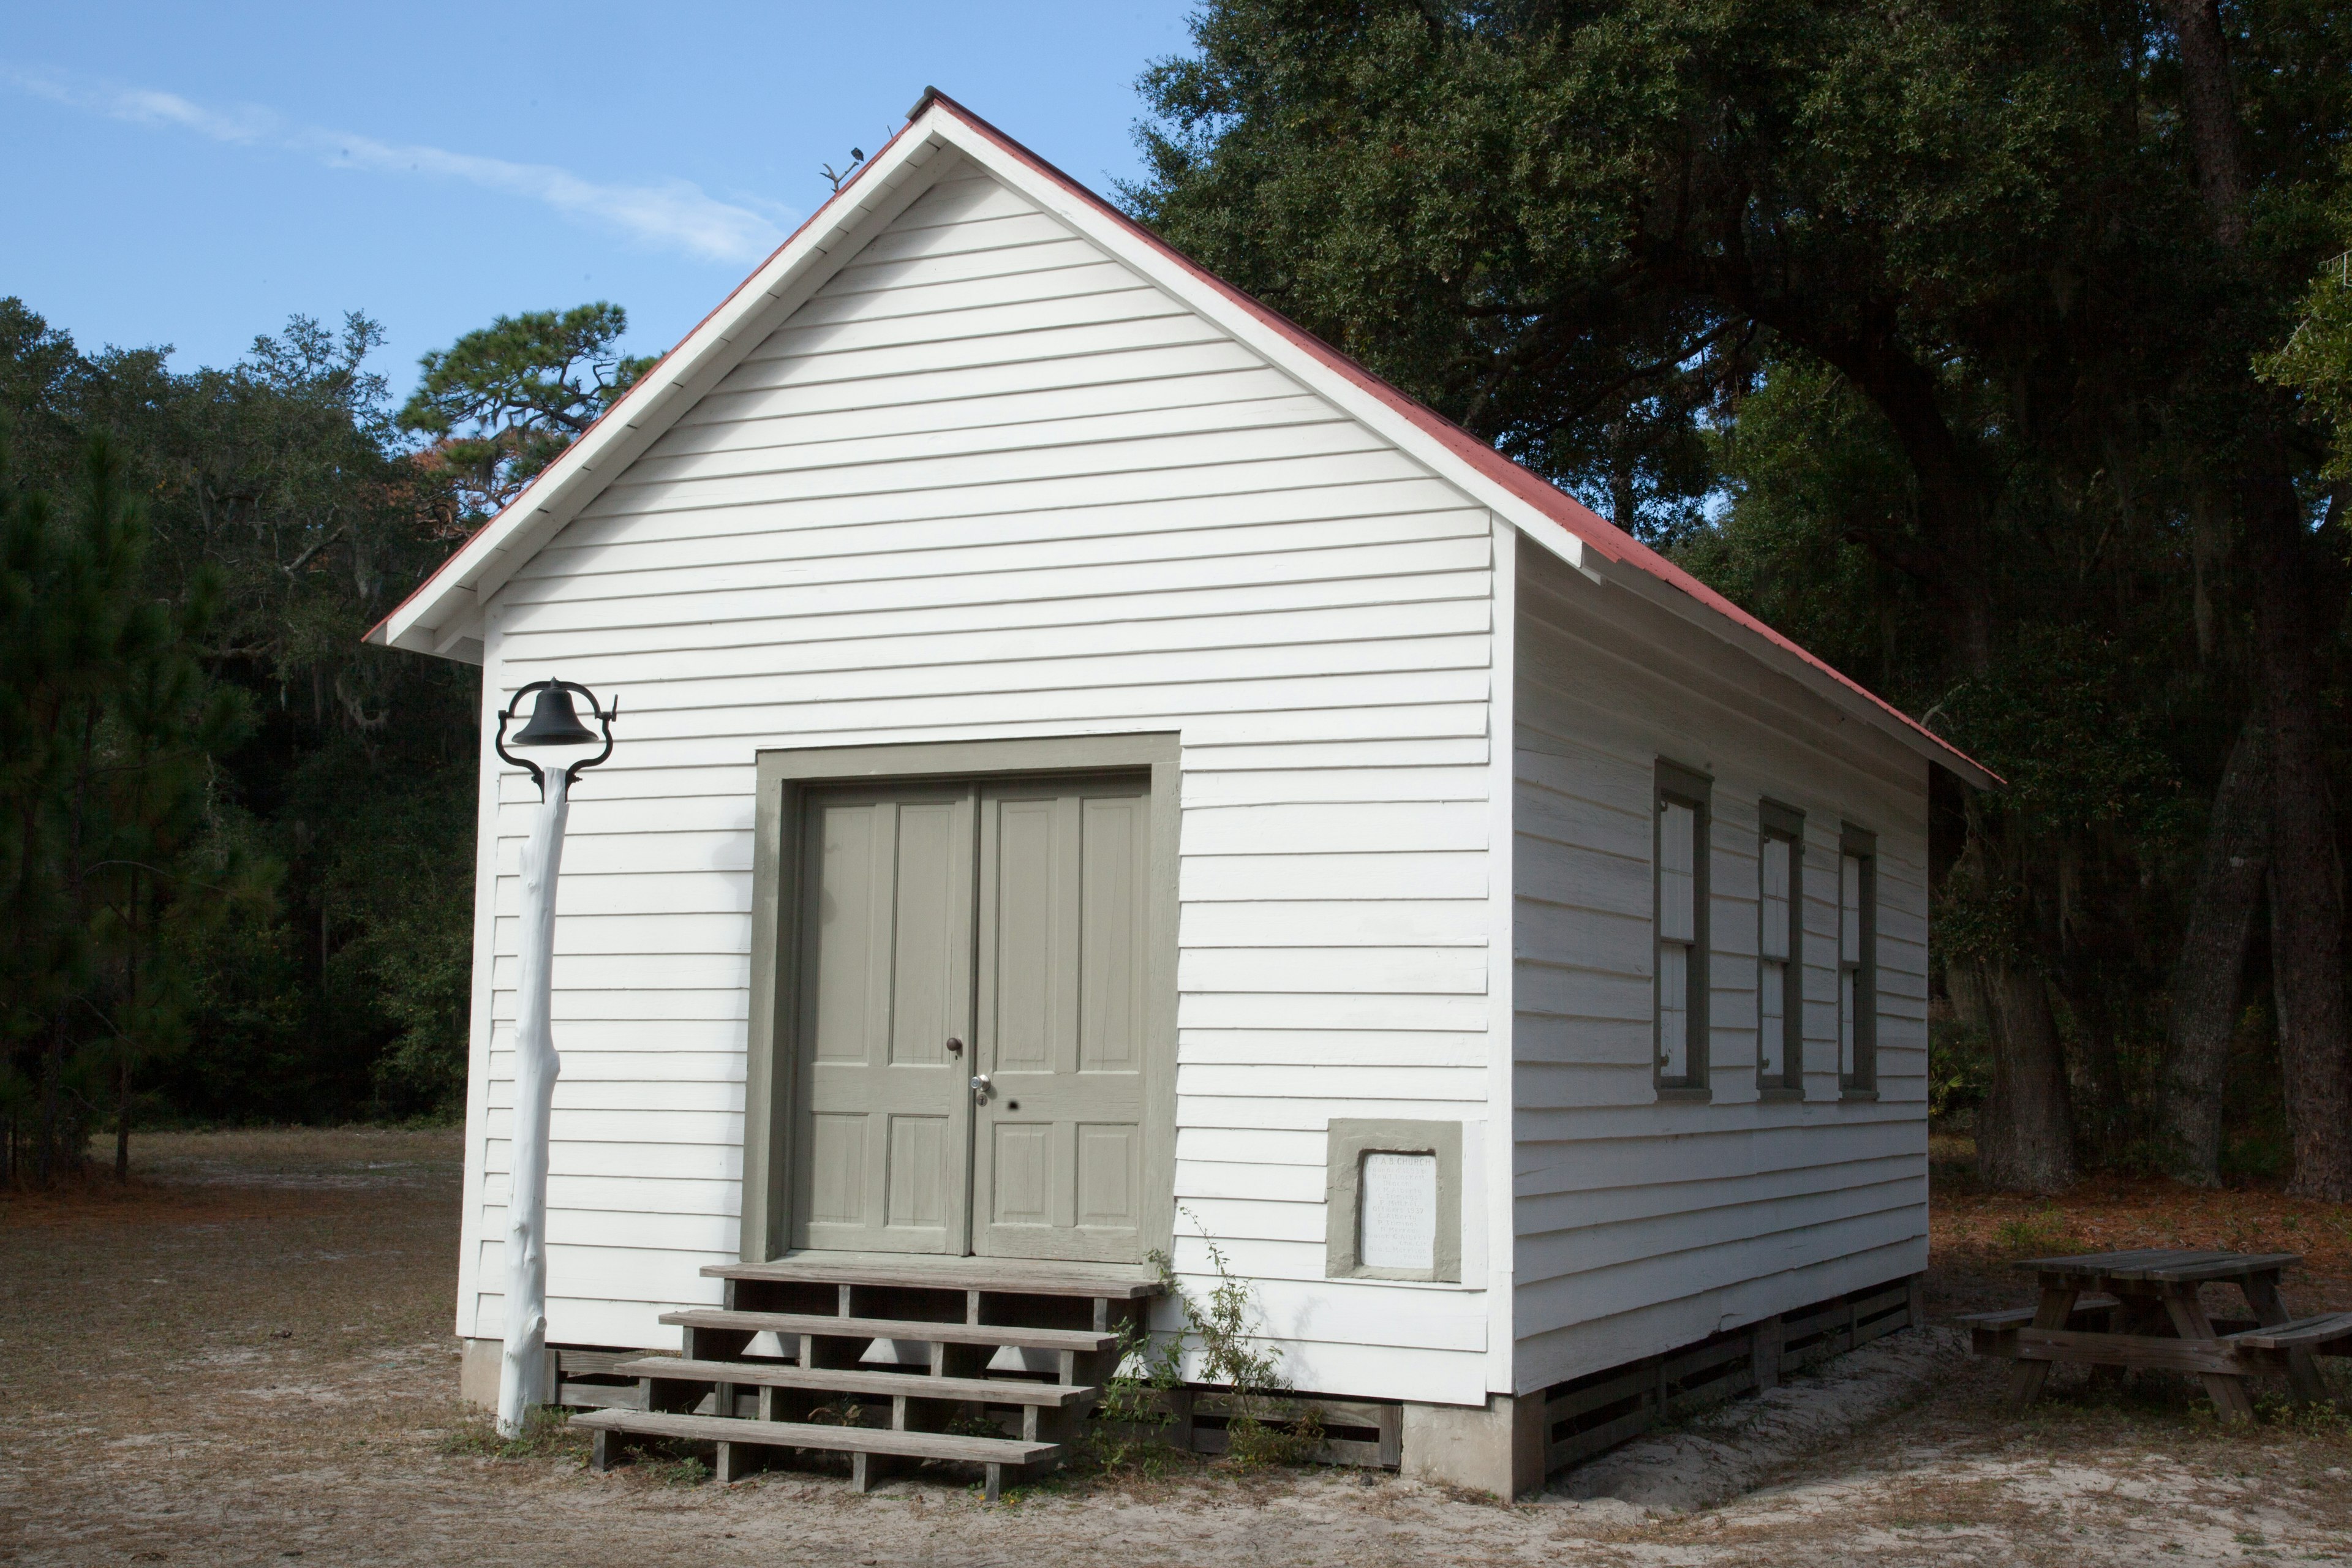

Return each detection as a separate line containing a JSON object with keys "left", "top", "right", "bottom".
{"left": 1586, "top": 554, "right": 2002, "bottom": 790}
{"left": 363, "top": 111, "right": 965, "bottom": 662}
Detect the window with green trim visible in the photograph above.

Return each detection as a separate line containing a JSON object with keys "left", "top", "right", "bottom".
{"left": 1757, "top": 801, "right": 1804, "bottom": 1095}
{"left": 1655, "top": 761, "right": 1711, "bottom": 1093}
{"left": 1838, "top": 824, "right": 1877, "bottom": 1092}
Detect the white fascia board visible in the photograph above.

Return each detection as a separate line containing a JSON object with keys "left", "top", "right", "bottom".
{"left": 938, "top": 124, "right": 1588, "bottom": 579}
{"left": 369, "top": 128, "right": 960, "bottom": 657}
{"left": 1593, "top": 556, "right": 2000, "bottom": 790}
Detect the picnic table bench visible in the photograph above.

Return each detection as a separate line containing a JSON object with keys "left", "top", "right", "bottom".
{"left": 1966, "top": 1248, "right": 2350, "bottom": 1420}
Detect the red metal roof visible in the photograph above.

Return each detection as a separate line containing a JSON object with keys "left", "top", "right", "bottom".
{"left": 910, "top": 90, "right": 1992, "bottom": 785}
{"left": 372, "top": 87, "right": 1992, "bottom": 786}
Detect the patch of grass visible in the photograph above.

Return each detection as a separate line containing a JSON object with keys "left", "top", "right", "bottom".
{"left": 1993, "top": 1207, "right": 2081, "bottom": 1258}
{"left": 2028, "top": 1361, "right": 2352, "bottom": 1454}
{"left": 2257, "top": 1393, "right": 2352, "bottom": 1439}
{"left": 437, "top": 1406, "right": 586, "bottom": 1461}
{"left": 641, "top": 1453, "right": 712, "bottom": 1487}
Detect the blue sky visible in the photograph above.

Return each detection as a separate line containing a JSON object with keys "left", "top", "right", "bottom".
{"left": 1, "top": 1, "right": 1196, "bottom": 394}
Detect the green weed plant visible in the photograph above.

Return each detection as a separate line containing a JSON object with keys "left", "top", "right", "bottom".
{"left": 437, "top": 1406, "right": 584, "bottom": 1461}
{"left": 1082, "top": 1209, "right": 1324, "bottom": 1474}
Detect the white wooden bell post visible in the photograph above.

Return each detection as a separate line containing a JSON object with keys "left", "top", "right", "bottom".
{"left": 492, "top": 679, "right": 616, "bottom": 1438}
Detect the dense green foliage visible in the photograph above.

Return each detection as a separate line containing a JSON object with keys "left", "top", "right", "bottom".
{"left": 12, "top": 4, "right": 2352, "bottom": 1193}
{"left": 1, "top": 435, "right": 265, "bottom": 1180}
{"left": 2266, "top": 221, "right": 2352, "bottom": 479}
{"left": 1129, "top": 0, "right": 2352, "bottom": 1182}
{"left": 0, "top": 300, "right": 481, "bottom": 1173}
{"left": 0, "top": 294, "right": 662, "bottom": 1176}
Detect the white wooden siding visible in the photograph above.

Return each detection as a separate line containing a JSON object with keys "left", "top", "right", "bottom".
{"left": 453, "top": 156, "right": 1499, "bottom": 1404}
{"left": 1510, "top": 538, "right": 1931, "bottom": 1393}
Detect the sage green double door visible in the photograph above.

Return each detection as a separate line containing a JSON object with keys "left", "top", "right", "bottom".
{"left": 791, "top": 772, "right": 1153, "bottom": 1264}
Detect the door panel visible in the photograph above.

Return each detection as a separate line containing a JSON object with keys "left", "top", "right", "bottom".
{"left": 971, "top": 777, "right": 1152, "bottom": 1262}
{"left": 1074, "top": 1123, "right": 1140, "bottom": 1231}
{"left": 791, "top": 788, "right": 974, "bottom": 1254}
{"left": 807, "top": 1113, "right": 866, "bottom": 1224}
{"left": 884, "top": 1114, "right": 949, "bottom": 1228}
{"left": 989, "top": 797, "right": 1065, "bottom": 1074}
{"left": 989, "top": 1122, "right": 1054, "bottom": 1226}
{"left": 1077, "top": 795, "right": 1145, "bottom": 1071}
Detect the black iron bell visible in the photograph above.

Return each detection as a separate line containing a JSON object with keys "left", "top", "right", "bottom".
{"left": 510, "top": 684, "right": 599, "bottom": 747}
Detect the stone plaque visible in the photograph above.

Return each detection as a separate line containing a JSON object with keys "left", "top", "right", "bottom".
{"left": 1359, "top": 1151, "right": 1438, "bottom": 1272}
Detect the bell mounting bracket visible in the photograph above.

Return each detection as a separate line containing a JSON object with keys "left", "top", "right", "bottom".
{"left": 494, "top": 679, "right": 619, "bottom": 797}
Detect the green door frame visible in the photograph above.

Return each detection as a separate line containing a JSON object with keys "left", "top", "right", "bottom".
{"left": 742, "top": 733, "right": 1182, "bottom": 1265}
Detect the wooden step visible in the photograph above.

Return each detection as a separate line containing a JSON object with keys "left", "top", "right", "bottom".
{"left": 660, "top": 1307, "right": 1120, "bottom": 1354}
{"left": 614, "top": 1355, "right": 1098, "bottom": 1407}
{"left": 709, "top": 1254, "right": 1162, "bottom": 1300}
{"left": 571, "top": 1406, "right": 1058, "bottom": 1463}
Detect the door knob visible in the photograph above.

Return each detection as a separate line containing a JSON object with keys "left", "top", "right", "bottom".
{"left": 945, "top": 1036, "right": 963, "bottom": 1057}
{"left": 970, "top": 1074, "right": 992, "bottom": 1104}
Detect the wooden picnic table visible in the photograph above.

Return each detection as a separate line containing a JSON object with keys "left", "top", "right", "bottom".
{"left": 1965, "top": 1248, "right": 2352, "bottom": 1420}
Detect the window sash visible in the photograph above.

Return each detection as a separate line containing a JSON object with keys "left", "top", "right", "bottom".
{"left": 1654, "top": 765, "right": 1709, "bottom": 1091}
{"left": 1838, "top": 839, "right": 1874, "bottom": 1090}
{"left": 1758, "top": 818, "right": 1803, "bottom": 1091}
{"left": 1841, "top": 853, "right": 1863, "bottom": 965}
{"left": 1659, "top": 802, "right": 1697, "bottom": 943}
{"left": 1759, "top": 837, "right": 1791, "bottom": 961}
{"left": 1658, "top": 941, "right": 1690, "bottom": 1079}
{"left": 1838, "top": 966, "right": 1856, "bottom": 1079}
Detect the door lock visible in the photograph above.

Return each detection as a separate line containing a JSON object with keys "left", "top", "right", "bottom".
{"left": 945, "top": 1036, "right": 963, "bottom": 1057}
{"left": 970, "top": 1074, "right": 992, "bottom": 1104}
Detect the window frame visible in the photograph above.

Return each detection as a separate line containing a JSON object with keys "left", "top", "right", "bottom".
{"left": 1838, "top": 822, "right": 1878, "bottom": 1096}
{"left": 1757, "top": 799, "right": 1805, "bottom": 1099}
{"left": 1654, "top": 760, "right": 1713, "bottom": 1097}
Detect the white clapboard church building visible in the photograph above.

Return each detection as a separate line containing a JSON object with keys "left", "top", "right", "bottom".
{"left": 370, "top": 91, "right": 1991, "bottom": 1497}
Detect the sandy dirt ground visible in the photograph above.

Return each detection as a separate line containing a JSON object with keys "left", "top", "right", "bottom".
{"left": 7, "top": 1129, "right": 2352, "bottom": 1566}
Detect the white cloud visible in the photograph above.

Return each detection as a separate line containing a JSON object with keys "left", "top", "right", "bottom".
{"left": 4, "top": 66, "right": 790, "bottom": 263}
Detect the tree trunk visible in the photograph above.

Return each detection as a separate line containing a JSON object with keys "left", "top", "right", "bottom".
{"left": 40, "top": 1007, "right": 63, "bottom": 1189}
{"left": 2160, "top": 714, "right": 2270, "bottom": 1185}
{"left": 1949, "top": 823, "right": 2080, "bottom": 1191}
{"left": 115, "top": 1056, "right": 131, "bottom": 1184}
{"left": 2070, "top": 942, "right": 2127, "bottom": 1161}
{"left": 2256, "top": 491, "right": 2352, "bottom": 1196}
{"left": 2163, "top": 0, "right": 2252, "bottom": 246}
{"left": 118, "top": 872, "right": 136, "bottom": 1185}
{"left": 2163, "top": 0, "right": 2352, "bottom": 1198}
{"left": 1974, "top": 958, "right": 2080, "bottom": 1193}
